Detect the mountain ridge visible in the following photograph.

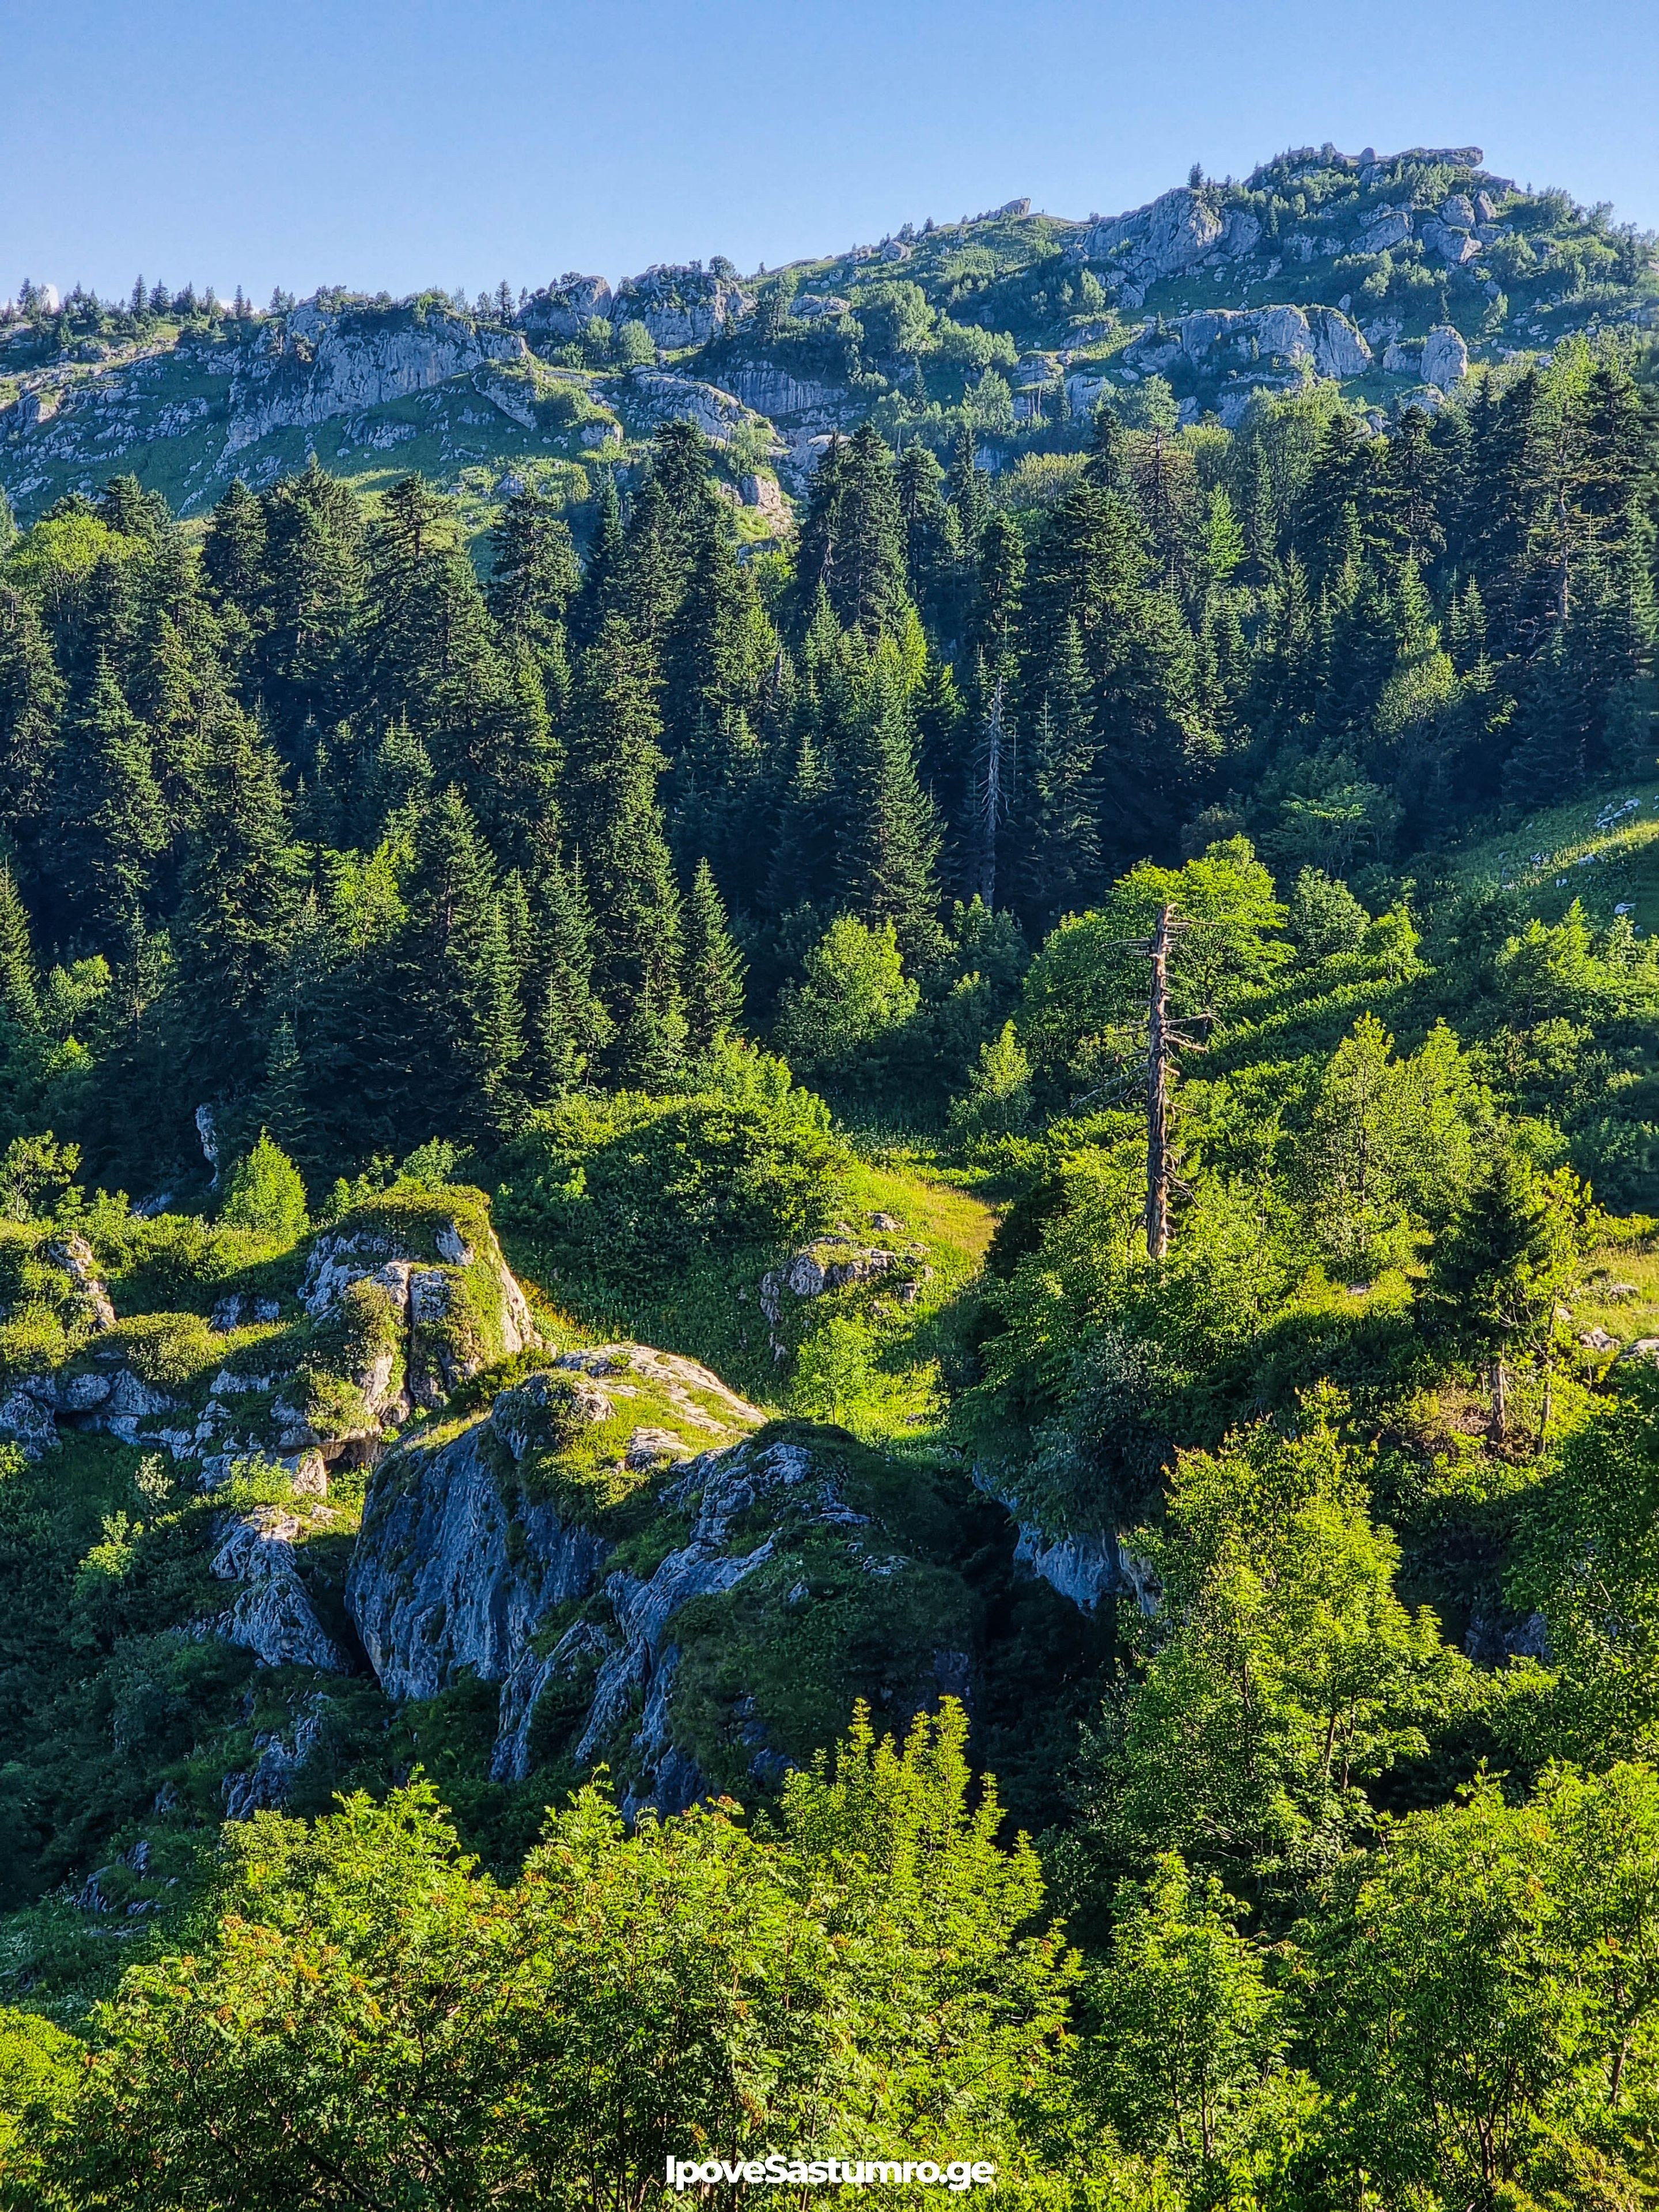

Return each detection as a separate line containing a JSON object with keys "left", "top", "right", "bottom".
{"left": 5, "top": 139, "right": 1654, "bottom": 534}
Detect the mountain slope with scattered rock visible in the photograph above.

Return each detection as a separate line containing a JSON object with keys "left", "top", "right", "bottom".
{"left": 4, "top": 142, "right": 1653, "bottom": 541}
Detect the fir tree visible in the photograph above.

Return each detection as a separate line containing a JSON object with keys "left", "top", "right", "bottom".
{"left": 566, "top": 618, "right": 687, "bottom": 1087}
{"left": 835, "top": 648, "right": 944, "bottom": 964}
{"left": 0, "top": 863, "right": 41, "bottom": 1031}
{"left": 0, "top": 584, "right": 66, "bottom": 866}
{"left": 533, "top": 849, "right": 613, "bottom": 1094}
{"left": 1015, "top": 617, "right": 1100, "bottom": 928}
{"left": 683, "top": 857, "right": 747, "bottom": 1056}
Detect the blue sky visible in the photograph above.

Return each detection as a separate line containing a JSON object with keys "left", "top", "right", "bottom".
{"left": 6, "top": 0, "right": 1658, "bottom": 304}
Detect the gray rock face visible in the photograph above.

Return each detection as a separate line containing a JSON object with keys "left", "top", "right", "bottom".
{"left": 296, "top": 1213, "right": 536, "bottom": 1426}
{"left": 350, "top": 1346, "right": 770, "bottom": 1796}
{"left": 46, "top": 1233, "right": 116, "bottom": 1332}
{"left": 612, "top": 265, "right": 754, "bottom": 350}
{"left": 1421, "top": 324, "right": 1471, "bottom": 387}
{"left": 1070, "top": 187, "right": 1226, "bottom": 283}
{"left": 1149, "top": 303, "right": 1370, "bottom": 384}
{"left": 347, "top": 1391, "right": 611, "bottom": 1703}
{"left": 519, "top": 274, "right": 613, "bottom": 340}
{"left": 493, "top": 1435, "right": 870, "bottom": 1799}
{"left": 1440, "top": 194, "right": 1476, "bottom": 231}
{"left": 222, "top": 1694, "right": 330, "bottom": 1819}
{"left": 1012, "top": 1524, "right": 1159, "bottom": 1615}
{"left": 222, "top": 304, "right": 525, "bottom": 456}
{"left": 723, "top": 363, "right": 848, "bottom": 419}
{"left": 792, "top": 293, "right": 850, "bottom": 321}
{"left": 618, "top": 370, "right": 760, "bottom": 445}
{"left": 211, "top": 1506, "right": 350, "bottom": 1672}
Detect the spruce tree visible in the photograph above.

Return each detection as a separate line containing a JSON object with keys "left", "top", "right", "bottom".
{"left": 835, "top": 648, "right": 944, "bottom": 965}
{"left": 1016, "top": 617, "right": 1100, "bottom": 929}
{"left": 391, "top": 785, "right": 525, "bottom": 1138}
{"left": 533, "top": 850, "right": 613, "bottom": 1094}
{"left": 254, "top": 461, "right": 366, "bottom": 759}
{"left": 486, "top": 485, "right": 581, "bottom": 670}
{"left": 571, "top": 469, "right": 624, "bottom": 649}
{"left": 566, "top": 617, "right": 687, "bottom": 1088}
{"left": 946, "top": 422, "right": 989, "bottom": 552}
{"left": 168, "top": 701, "right": 305, "bottom": 1103}
{"left": 0, "top": 864, "right": 41, "bottom": 1031}
{"left": 53, "top": 661, "right": 169, "bottom": 934}
{"left": 202, "top": 479, "right": 270, "bottom": 615}
{"left": 0, "top": 585, "right": 66, "bottom": 867}
{"left": 683, "top": 857, "right": 747, "bottom": 1056}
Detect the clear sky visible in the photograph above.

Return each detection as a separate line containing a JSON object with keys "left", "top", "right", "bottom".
{"left": 5, "top": 0, "right": 1658, "bottom": 305}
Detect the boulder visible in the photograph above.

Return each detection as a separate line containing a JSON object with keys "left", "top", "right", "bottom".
{"left": 1440, "top": 194, "right": 1476, "bottom": 230}
{"left": 1419, "top": 219, "right": 1479, "bottom": 267}
{"left": 1421, "top": 324, "right": 1471, "bottom": 387}
{"left": 1309, "top": 306, "right": 1373, "bottom": 378}
{"left": 758, "top": 1241, "right": 904, "bottom": 1356}
{"left": 738, "top": 472, "right": 792, "bottom": 528}
{"left": 1359, "top": 209, "right": 1412, "bottom": 255}
{"left": 0, "top": 1386, "right": 57, "bottom": 1460}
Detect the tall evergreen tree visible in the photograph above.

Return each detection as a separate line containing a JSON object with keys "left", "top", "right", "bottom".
{"left": 566, "top": 618, "right": 687, "bottom": 1088}
{"left": 1014, "top": 616, "right": 1099, "bottom": 929}
{"left": 683, "top": 857, "right": 747, "bottom": 1056}
{"left": 835, "top": 649, "right": 944, "bottom": 964}
{"left": 531, "top": 850, "right": 613, "bottom": 1094}
{"left": 0, "top": 584, "right": 66, "bottom": 871}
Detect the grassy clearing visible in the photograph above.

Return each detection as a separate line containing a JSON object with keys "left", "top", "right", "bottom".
{"left": 1439, "top": 782, "right": 1659, "bottom": 932}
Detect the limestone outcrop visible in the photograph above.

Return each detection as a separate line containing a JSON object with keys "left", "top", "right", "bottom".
{"left": 611, "top": 264, "right": 754, "bottom": 350}
{"left": 210, "top": 1504, "right": 349, "bottom": 1672}
{"left": 222, "top": 302, "right": 525, "bottom": 456}
{"left": 519, "top": 274, "right": 613, "bottom": 340}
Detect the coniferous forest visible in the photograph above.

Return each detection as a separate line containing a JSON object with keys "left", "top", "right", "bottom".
{"left": 4, "top": 176, "right": 1659, "bottom": 2207}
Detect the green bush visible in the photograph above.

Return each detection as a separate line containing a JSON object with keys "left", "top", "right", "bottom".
{"left": 219, "top": 1134, "right": 308, "bottom": 1242}
{"left": 495, "top": 1074, "right": 847, "bottom": 1306}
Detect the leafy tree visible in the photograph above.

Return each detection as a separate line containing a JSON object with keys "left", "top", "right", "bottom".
{"left": 1310, "top": 1766, "right": 1659, "bottom": 2209}
{"left": 1080, "top": 1396, "right": 1473, "bottom": 1892}
{"left": 1082, "top": 1854, "right": 1312, "bottom": 2197}
{"left": 46, "top": 1708, "right": 1075, "bottom": 2206}
{"left": 775, "top": 915, "right": 920, "bottom": 1084}
{"left": 1286, "top": 866, "right": 1368, "bottom": 958}
{"left": 219, "top": 1130, "right": 308, "bottom": 1238}
{"left": 1296, "top": 1014, "right": 1483, "bottom": 1279}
